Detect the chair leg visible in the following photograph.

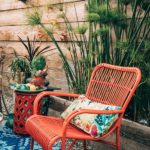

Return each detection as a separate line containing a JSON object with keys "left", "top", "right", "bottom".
{"left": 30, "top": 138, "right": 34, "bottom": 150}
{"left": 116, "top": 127, "right": 121, "bottom": 150}
{"left": 61, "top": 138, "right": 66, "bottom": 150}
{"left": 83, "top": 140, "right": 87, "bottom": 150}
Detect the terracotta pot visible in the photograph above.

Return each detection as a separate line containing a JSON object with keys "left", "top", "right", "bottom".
{"left": 30, "top": 77, "right": 45, "bottom": 87}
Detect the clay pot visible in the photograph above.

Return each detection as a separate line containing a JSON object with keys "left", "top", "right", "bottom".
{"left": 30, "top": 77, "right": 45, "bottom": 87}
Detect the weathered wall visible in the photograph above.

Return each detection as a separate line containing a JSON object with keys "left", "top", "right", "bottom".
{"left": 0, "top": 0, "right": 86, "bottom": 91}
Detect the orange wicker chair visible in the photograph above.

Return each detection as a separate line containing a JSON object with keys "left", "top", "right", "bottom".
{"left": 25, "top": 63, "right": 141, "bottom": 150}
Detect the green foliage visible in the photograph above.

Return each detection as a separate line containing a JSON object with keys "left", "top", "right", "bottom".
{"left": 25, "top": 0, "right": 150, "bottom": 124}
{"left": 25, "top": 9, "right": 42, "bottom": 26}
{"left": 9, "top": 58, "right": 31, "bottom": 80}
{"left": 95, "top": 26, "right": 109, "bottom": 36}
{"left": 86, "top": 4, "right": 126, "bottom": 25}
{"left": 86, "top": 13, "right": 100, "bottom": 22}
{"left": 75, "top": 25, "right": 88, "bottom": 34}
{"left": 31, "top": 55, "right": 46, "bottom": 71}
{"left": 10, "top": 36, "right": 51, "bottom": 81}
{"left": 5, "top": 113, "right": 14, "bottom": 129}
{"left": 121, "top": 0, "right": 130, "bottom": 5}
{"left": 18, "top": 36, "right": 51, "bottom": 64}
{"left": 96, "top": 4, "right": 112, "bottom": 23}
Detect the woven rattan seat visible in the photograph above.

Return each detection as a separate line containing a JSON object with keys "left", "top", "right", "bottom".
{"left": 25, "top": 63, "right": 141, "bottom": 150}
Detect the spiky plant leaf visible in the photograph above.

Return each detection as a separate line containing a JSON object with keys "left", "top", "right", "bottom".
{"left": 86, "top": 13, "right": 100, "bottom": 22}
{"left": 31, "top": 55, "right": 46, "bottom": 71}
{"left": 26, "top": 9, "right": 42, "bottom": 26}
{"left": 75, "top": 25, "right": 88, "bottom": 34}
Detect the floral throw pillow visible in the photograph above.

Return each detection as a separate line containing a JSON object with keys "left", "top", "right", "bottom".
{"left": 61, "top": 95, "right": 121, "bottom": 138}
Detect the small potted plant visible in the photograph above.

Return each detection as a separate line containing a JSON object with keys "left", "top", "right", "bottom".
{"left": 30, "top": 55, "right": 48, "bottom": 87}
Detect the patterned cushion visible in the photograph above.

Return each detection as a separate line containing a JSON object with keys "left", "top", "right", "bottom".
{"left": 61, "top": 95, "right": 121, "bottom": 138}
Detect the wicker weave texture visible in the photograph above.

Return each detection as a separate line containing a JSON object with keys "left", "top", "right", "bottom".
{"left": 25, "top": 63, "right": 141, "bottom": 150}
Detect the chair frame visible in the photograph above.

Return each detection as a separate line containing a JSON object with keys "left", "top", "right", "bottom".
{"left": 26, "top": 63, "right": 141, "bottom": 150}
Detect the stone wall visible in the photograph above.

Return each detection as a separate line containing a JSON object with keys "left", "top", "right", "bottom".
{"left": 0, "top": 0, "right": 86, "bottom": 92}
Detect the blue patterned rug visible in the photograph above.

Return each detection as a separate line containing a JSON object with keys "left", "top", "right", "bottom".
{"left": 0, "top": 120, "right": 61, "bottom": 150}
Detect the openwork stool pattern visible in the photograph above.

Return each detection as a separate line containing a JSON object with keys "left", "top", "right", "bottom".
{"left": 13, "top": 92, "right": 38, "bottom": 135}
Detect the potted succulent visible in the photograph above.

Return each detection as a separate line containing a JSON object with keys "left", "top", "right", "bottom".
{"left": 9, "top": 36, "right": 51, "bottom": 83}
{"left": 30, "top": 55, "right": 48, "bottom": 87}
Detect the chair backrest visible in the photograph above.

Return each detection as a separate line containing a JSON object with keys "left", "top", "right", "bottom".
{"left": 86, "top": 63, "right": 141, "bottom": 109}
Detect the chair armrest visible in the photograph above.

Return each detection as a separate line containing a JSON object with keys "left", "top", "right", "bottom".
{"left": 33, "top": 91, "right": 79, "bottom": 114}
{"left": 64, "top": 108, "right": 124, "bottom": 123}
{"left": 76, "top": 109, "right": 124, "bottom": 115}
{"left": 62, "top": 108, "right": 124, "bottom": 137}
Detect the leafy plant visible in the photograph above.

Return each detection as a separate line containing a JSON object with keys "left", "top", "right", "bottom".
{"left": 86, "top": 0, "right": 150, "bottom": 123}
{"left": 31, "top": 55, "right": 46, "bottom": 71}
{"left": 9, "top": 58, "right": 31, "bottom": 82}
{"left": 18, "top": 36, "right": 51, "bottom": 65}
{"left": 10, "top": 36, "right": 53, "bottom": 82}
{"left": 31, "top": 55, "right": 46, "bottom": 76}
